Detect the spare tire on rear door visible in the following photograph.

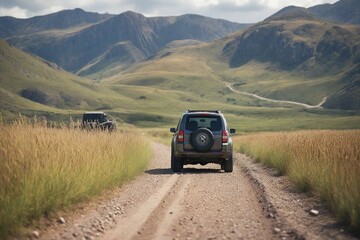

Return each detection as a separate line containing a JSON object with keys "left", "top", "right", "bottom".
{"left": 190, "top": 128, "right": 214, "bottom": 152}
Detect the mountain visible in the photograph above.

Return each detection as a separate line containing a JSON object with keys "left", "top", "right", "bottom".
{"left": 266, "top": 0, "right": 360, "bottom": 24}
{"left": 0, "top": 18, "right": 359, "bottom": 129}
{"left": 101, "top": 1, "right": 360, "bottom": 111}
{"left": 0, "top": 8, "right": 113, "bottom": 38}
{"left": 265, "top": 6, "right": 316, "bottom": 21}
{"left": 222, "top": 11, "right": 360, "bottom": 110}
{"left": 101, "top": 15, "right": 360, "bottom": 113}
{"left": 2, "top": 10, "right": 247, "bottom": 75}
{"left": 77, "top": 39, "right": 205, "bottom": 79}
{"left": 0, "top": 39, "right": 120, "bottom": 120}
{"left": 0, "top": 39, "right": 249, "bottom": 128}
{"left": 223, "top": 20, "right": 360, "bottom": 70}
{"left": 308, "top": 0, "right": 360, "bottom": 24}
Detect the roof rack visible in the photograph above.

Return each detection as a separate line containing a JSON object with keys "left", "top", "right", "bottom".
{"left": 186, "top": 110, "right": 221, "bottom": 113}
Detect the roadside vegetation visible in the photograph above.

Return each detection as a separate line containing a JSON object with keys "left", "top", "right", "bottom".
{"left": 234, "top": 130, "right": 360, "bottom": 231}
{"left": 0, "top": 117, "right": 151, "bottom": 238}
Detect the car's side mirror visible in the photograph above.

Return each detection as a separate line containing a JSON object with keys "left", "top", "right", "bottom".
{"left": 170, "top": 128, "right": 176, "bottom": 133}
{"left": 230, "top": 129, "right": 236, "bottom": 134}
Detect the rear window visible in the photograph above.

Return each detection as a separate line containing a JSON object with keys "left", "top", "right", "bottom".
{"left": 83, "top": 114, "right": 107, "bottom": 122}
{"left": 185, "top": 115, "right": 222, "bottom": 131}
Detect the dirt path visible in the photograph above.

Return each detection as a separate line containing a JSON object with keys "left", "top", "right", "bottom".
{"left": 32, "top": 143, "right": 356, "bottom": 240}
{"left": 226, "top": 83, "right": 327, "bottom": 109}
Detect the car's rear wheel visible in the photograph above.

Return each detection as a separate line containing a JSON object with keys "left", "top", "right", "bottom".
{"left": 190, "top": 128, "right": 214, "bottom": 152}
{"left": 224, "top": 156, "right": 233, "bottom": 172}
{"left": 171, "top": 150, "right": 183, "bottom": 172}
{"left": 221, "top": 161, "right": 225, "bottom": 171}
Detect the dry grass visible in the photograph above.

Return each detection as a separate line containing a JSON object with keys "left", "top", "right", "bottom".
{"left": 234, "top": 130, "right": 360, "bottom": 231}
{"left": 0, "top": 118, "right": 151, "bottom": 238}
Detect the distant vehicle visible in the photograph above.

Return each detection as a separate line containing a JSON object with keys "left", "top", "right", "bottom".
{"left": 82, "top": 112, "right": 116, "bottom": 131}
{"left": 170, "top": 110, "right": 236, "bottom": 172}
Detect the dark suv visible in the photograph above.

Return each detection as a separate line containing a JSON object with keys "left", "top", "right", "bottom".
{"left": 170, "top": 110, "right": 235, "bottom": 172}
{"left": 82, "top": 112, "right": 116, "bottom": 131}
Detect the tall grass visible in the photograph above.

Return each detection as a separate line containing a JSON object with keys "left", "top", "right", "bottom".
{"left": 0, "top": 118, "right": 151, "bottom": 238}
{"left": 234, "top": 130, "right": 360, "bottom": 231}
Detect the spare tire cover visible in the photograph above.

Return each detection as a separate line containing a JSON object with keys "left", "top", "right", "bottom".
{"left": 190, "top": 128, "right": 214, "bottom": 152}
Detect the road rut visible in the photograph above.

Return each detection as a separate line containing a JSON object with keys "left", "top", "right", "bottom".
{"left": 33, "top": 143, "right": 356, "bottom": 240}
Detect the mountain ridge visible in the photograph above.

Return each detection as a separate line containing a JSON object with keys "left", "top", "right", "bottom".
{"left": 0, "top": 8, "right": 113, "bottom": 38}
{"left": 1, "top": 0, "right": 360, "bottom": 112}
{"left": 1, "top": 10, "right": 248, "bottom": 74}
{"left": 267, "top": 0, "right": 360, "bottom": 24}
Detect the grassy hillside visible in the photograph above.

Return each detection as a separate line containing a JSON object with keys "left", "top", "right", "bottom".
{"left": 222, "top": 19, "right": 360, "bottom": 108}
{"left": 6, "top": 11, "right": 246, "bottom": 74}
{"left": 101, "top": 17, "right": 360, "bottom": 112}
{"left": 1, "top": 38, "right": 360, "bottom": 131}
{"left": 99, "top": 35, "right": 360, "bottom": 130}
{"left": 0, "top": 40, "right": 126, "bottom": 119}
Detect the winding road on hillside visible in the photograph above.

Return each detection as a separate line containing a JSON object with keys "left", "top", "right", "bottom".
{"left": 35, "top": 143, "right": 354, "bottom": 240}
{"left": 226, "top": 83, "right": 327, "bottom": 109}
{"left": 202, "top": 58, "right": 327, "bottom": 109}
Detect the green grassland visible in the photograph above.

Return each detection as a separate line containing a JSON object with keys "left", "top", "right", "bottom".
{"left": 106, "top": 19, "right": 359, "bottom": 107}
{"left": 1, "top": 37, "right": 360, "bottom": 131}
{"left": 1, "top": 19, "right": 360, "bottom": 238}
{"left": 0, "top": 119, "right": 151, "bottom": 238}
{"left": 234, "top": 130, "right": 360, "bottom": 231}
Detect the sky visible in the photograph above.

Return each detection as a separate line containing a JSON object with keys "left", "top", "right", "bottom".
{"left": 0, "top": 0, "right": 338, "bottom": 23}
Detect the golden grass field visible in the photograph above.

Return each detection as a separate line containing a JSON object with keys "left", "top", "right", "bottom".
{"left": 0, "top": 118, "right": 151, "bottom": 238}
{"left": 234, "top": 130, "right": 360, "bottom": 230}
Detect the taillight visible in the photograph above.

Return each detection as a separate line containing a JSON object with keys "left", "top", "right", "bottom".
{"left": 178, "top": 130, "right": 184, "bottom": 142}
{"left": 222, "top": 130, "right": 229, "bottom": 143}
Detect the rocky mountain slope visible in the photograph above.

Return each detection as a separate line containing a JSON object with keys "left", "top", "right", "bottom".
{"left": 104, "top": 0, "right": 360, "bottom": 110}
{"left": 1, "top": 0, "right": 359, "bottom": 113}
{"left": 223, "top": 20, "right": 360, "bottom": 70}
{"left": 0, "top": 8, "right": 113, "bottom": 38}
{"left": 0, "top": 39, "right": 120, "bottom": 120}
{"left": 267, "top": 0, "right": 360, "bottom": 24}
{"left": 1, "top": 10, "right": 247, "bottom": 74}
{"left": 222, "top": 2, "right": 360, "bottom": 110}
{"left": 308, "top": 0, "right": 360, "bottom": 24}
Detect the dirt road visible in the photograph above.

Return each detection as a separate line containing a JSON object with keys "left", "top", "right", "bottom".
{"left": 226, "top": 83, "right": 327, "bottom": 109}
{"left": 35, "top": 143, "right": 355, "bottom": 240}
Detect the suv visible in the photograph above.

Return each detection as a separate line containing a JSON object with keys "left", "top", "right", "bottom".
{"left": 82, "top": 112, "right": 116, "bottom": 131}
{"left": 170, "top": 110, "right": 235, "bottom": 172}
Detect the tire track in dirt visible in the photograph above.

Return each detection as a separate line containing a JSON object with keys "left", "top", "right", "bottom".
{"left": 100, "top": 144, "right": 277, "bottom": 240}
{"left": 165, "top": 164, "right": 275, "bottom": 239}
{"left": 29, "top": 143, "right": 355, "bottom": 240}
{"left": 103, "top": 174, "right": 180, "bottom": 240}
{"left": 237, "top": 153, "right": 358, "bottom": 240}
{"left": 154, "top": 177, "right": 191, "bottom": 239}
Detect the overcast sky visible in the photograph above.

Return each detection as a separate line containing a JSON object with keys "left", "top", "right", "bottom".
{"left": 0, "top": 0, "right": 338, "bottom": 23}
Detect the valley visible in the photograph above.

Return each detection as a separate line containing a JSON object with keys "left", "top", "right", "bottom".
{"left": 1, "top": 1, "right": 360, "bottom": 131}
{"left": 1, "top": 0, "right": 360, "bottom": 238}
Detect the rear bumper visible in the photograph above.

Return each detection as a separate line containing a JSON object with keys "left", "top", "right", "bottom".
{"left": 174, "top": 142, "right": 232, "bottom": 164}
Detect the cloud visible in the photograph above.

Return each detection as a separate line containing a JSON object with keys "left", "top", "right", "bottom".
{"left": 0, "top": 0, "right": 339, "bottom": 22}
{"left": 0, "top": 6, "right": 27, "bottom": 18}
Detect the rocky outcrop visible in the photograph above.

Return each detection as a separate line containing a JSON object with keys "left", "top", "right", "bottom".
{"left": 225, "top": 23, "right": 315, "bottom": 69}
{"left": 224, "top": 20, "right": 360, "bottom": 70}
{"left": 316, "top": 26, "right": 358, "bottom": 67}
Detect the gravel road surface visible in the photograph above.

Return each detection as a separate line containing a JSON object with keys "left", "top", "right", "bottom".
{"left": 31, "top": 143, "right": 356, "bottom": 240}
